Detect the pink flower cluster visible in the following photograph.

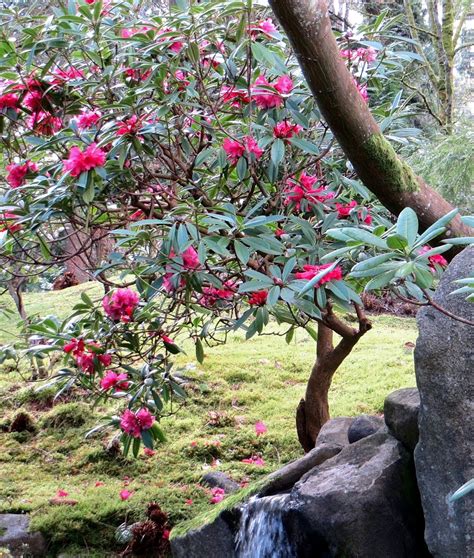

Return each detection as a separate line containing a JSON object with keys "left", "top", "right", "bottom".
{"left": 336, "top": 200, "right": 372, "bottom": 224}
{"left": 419, "top": 246, "right": 448, "bottom": 268}
{"left": 63, "top": 143, "right": 106, "bottom": 177}
{"left": 223, "top": 136, "right": 263, "bottom": 165}
{"left": 248, "top": 290, "right": 268, "bottom": 306}
{"left": 273, "top": 120, "right": 303, "bottom": 139}
{"left": 295, "top": 263, "right": 343, "bottom": 287}
{"left": 75, "top": 109, "right": 102, "bottom": 130}
{"left": 120, "top": 408, "right": 155, "bottom": 438}
{"left": 6, "top": 161, "right": 38, "bottom": 188}
{"left": 63, "top": 338, "right": 112, "bottom": 373}
{"left": 341, "top": 47, "right": 377, "bottom": 63}
{"left": 284, "top": 172, "right": 334, "bottom": 211}
{"left": 100, "top": 371, "right": 129, "bottom": 391}
{"left": 210, "top": 487, "right": 225, "bottom": 504}
{"left": 116, "top": 115, "right": 143, "bottom": 136}
{"left": 0, "top": 212, "right": 21, "bottom": 233}
{"left": 200, "top": 282, "right": 235, "bottom": 307}
{"left": 221, "top": 86, "right": 250, "bottom": 108}
{"left": 251, "top": 75, "right": 294, "bottom": 109}
{"left": 102, "top": 288, "right": 140, "bottom": 322}
{"left": 0, "top": 92, "right": 19, "bottom": 110}
{"left": 27, "top": 111, "right": 62, "bottom": 136}
{"left": 163, "top": 246, "right": 200, "bottom": 292}
{"left": 241, "top": 455, "right": 265, "bottom": 466}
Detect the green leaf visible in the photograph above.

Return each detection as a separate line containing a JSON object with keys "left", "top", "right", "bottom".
{"left": 352, "top": 252, "right": 398, "bottom": 272}
{"left": 234, "top": 240, "right": 250, "bottom": 264}
{"left": 285, "top": 327, "right": 295, "bottom": 344}
{"left": 396, "top": 208, "right": 418, "bottom": 247}
{"left": 132, "top": 436, "right": 141, "bottom": 458}
{"left": 195, "top": 338, "right": 204, "bottom": 364}
{"left": 327, "top": 228, "right": 388, "bottom": 249}
{"left": 386, "top": 234, "right": 408, "bottom": 250}
{"left": 141, "top": 429, "right": 154, "bottom": 450}
{"left": 305, "top": 325, "right": 318, "bottom": 342}
{"left": 271, "top": 139, "right": 285, "bottom": 166}
{"left": 416, "top": 209, "right": 458, "bottom": 246}
{"left": 289, "top": 136, "right": 320, "bottom": 155}
{"left": 442, "top": 237, "right": 474, "bottom": 246}
{"left": 236, "top": 156, "right": 248, "bottom": 180}
{"left": 364, "top": 270, "right": 397, "bottom": 290}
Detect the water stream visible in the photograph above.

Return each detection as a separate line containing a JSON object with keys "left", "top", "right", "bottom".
{"left": 235, "top": 494, "right": 296, "bottom": 558}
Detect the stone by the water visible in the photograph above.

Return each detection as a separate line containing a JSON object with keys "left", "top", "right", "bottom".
{"left": 347, "top": 414, "right": 384, "bottom": 443}
{"left": 384, "top": 387, "right": 420, "bottom": 450}
{"left": 414, "top": 245, "right": 474, "bottom": 558}
{"left": 0, "top": 514, "right": 47, "bottom": 557}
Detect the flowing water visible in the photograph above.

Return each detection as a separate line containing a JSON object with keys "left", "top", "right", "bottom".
{"left": 235, "top": 494, "right": 296, "bottom": 558}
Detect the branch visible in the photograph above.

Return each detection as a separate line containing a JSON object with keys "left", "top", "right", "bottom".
{"left": 421, "top": 288, "right": 474, "bottom": 326}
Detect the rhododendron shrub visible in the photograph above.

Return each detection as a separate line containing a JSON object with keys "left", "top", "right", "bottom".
{"left": 0, "top": 0, "right": 462, "bottom": 453}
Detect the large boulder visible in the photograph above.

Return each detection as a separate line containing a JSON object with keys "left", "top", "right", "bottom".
{"left": 347, "top": 414, "right": 384, "bottom": 443}
{"left": 287, "top": 432, "right": 428, "bottom": 557}
{"left": 201, "top": 471, "right": 240, "bottom": 494}
{"left": 414, "top": 245, "right": 474, "bottom": 558}
{"left": 384, "top": 387, "right": 420, "bottom": 450}
{"left": 315, "top": 416, "right": 353, "bottom": 447}
{"left": 0, "top": 514, "right": 47, "bottom": 557}
{"left": 259, "top": 443, "right": 342, "bottom": 497}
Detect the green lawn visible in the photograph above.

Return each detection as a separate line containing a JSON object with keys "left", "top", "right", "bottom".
{"left": 0, "top": 284, "right": 418, "bottom": 557}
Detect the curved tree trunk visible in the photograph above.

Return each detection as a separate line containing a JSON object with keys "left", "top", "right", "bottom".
{"left": 269, "top": 0, "right": 473, "bottom": 242}
{"left": 297, "top": 309, "right": 372, "bottom": 452}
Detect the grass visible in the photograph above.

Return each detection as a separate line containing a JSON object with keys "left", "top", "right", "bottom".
{"left": 0, "top": 284, "right": 418, "bottom": 556}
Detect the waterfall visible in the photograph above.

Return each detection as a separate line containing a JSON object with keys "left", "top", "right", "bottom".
{"left": 235, "top": 494, "right": 296, "bottom": 558}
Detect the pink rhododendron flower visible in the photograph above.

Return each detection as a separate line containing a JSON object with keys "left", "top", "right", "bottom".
{"left": 275, "top": 228, "right": 286, "bottom": 238}
{"left": 255, "top": 421, "right": 268, "bottom": 436}
{"left": 175, "top": 70, "right": 190, "bottom": 89}
{"left": 116, "top": 115, "right": 143, "bottom": 136}
{"left": 284, "top": 172, "right": 334, "bottom": 211}
{"left": 0, "top": 212, "right": 22, "bottom": 233}
{"left": 120, "top": 408, "right": 155, "bottom": 438}
{"left": 182, "top": 246, "right": 200, "bottom": 270}
{"left": 95, "top": 481, "right": 105, "bottom": 487}
{"left": 256, "top": 18, "right": 277, "bottom": 35}
{"left": 419, "top": 246, "right": 448, "bottom": 268}
{"left": 63, "top": 143, "right": 106, "bottom": 177}
{"left": 57, "top": 489, "right": 68, "bottom": 497}
{"left": 241, "top": 456, "right": 265, "bottom": 466}
{"left": 252, "top": 75, "right": 293, "bottom": 109}
{"left": 119, "top": 490, "right": 133, "bottom": 501}
{"left": 100, "top": 371, "right": 129, "bottom": 391}
{"left": 223, "top": 136, "right": 263, "bottom": 165}
{"left": 52, "top": 66, "right": 84, "bottom": 85}
{"left": 273, "top": 120, "right": 303, "bottom": 139}
{"left": 63, "top": 338, "right": 85, "bottom": 355}
{"left": 123, "top": 67, "right": 151, "bottom": 82}
{"left": 210, "top": 487, "right": 225, "bottom": 504}
{"left": 356, "top": 47, "right": 377, "bottom": 62}
{"left": 352, "top": 77, "right": 369, "bottom": 102}
{"left": 75, "top": 109, "right": 102, "bottom": 130}
{"left": 6, "top": 161, "right": 38, "bottom": 188}
{"left": 0, "top": 93, "right": 19, "bottom": 110}
{"left": 185, "top": 499, "right": 193, "bottom": 505}
{"left": 76, "top": 351, "right": 112, "bottom": 374}
{"left": 27, "top": 111, "right": 62, "bottom": 136}
{"left": 23, "top": 90, "right": 43, "bottom": 112}
{"left": 295, "top": 263, "right": 343, "bottom": 286}
{"left": 248, "top": 290, "right": 268, "bottom": 306}
{"left": 341, "top": 49, "right": 357, "bottom": 61}
{"left": 336, "top": 201, "right": 371, "bottom": 224}
{"left": 200, "top": 282, "right": 235, "bottom": 307}
{"left": 102, "top": 288, "right": 140, "bottom": 322}
{"left": 143, "top": 448, "right": 156, "bottom": 457}
{"left": 220, "top": 86, "right": 250, "bottom": 108}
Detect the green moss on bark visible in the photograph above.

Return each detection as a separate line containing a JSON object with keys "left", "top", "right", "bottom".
{"left": 363, "top": 133, "right": 420, "bottom": 193}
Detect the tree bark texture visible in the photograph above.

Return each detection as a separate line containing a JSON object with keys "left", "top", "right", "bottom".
{"left": 269, "top": 0, "right": 472, "bottom": 242}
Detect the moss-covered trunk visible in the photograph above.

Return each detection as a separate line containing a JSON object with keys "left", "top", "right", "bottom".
{"left": 269, "top": 0, "right": 472, "bottom": 244}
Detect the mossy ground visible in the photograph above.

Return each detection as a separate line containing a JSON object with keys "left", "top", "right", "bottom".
{"left": 0, "top": 284, "right": 418, "bottom": 556}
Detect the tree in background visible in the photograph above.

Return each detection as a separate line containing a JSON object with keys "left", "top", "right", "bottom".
{"left": 0, "top": 0, "right": 471, "bottom": 454}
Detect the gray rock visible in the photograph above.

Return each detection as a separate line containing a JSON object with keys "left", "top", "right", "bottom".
{"left": 0, "top": 514, "right": 47, "bottom": 557}
{"left": 315, "top": 416, "right": 353, "bottom": 447}
{"left": 289, "top": 432, "right": 429, "bottom": 557}
{"left": 414, "top": 245, "right": 474, "bottom": 558}
{"left": 170, "top": 511, "right": 238, "bottom": 558}
{"left": 384, "top": 387, "right": 420, "bottom": 450}
{"left": 347, "top": 414, "right": 384, "bottom": 443}
{"left": 259, "top": 443, "right": 342, "bottom": 497}
{"left": 201, "top": 471, "right": 240, "bottom": 494}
